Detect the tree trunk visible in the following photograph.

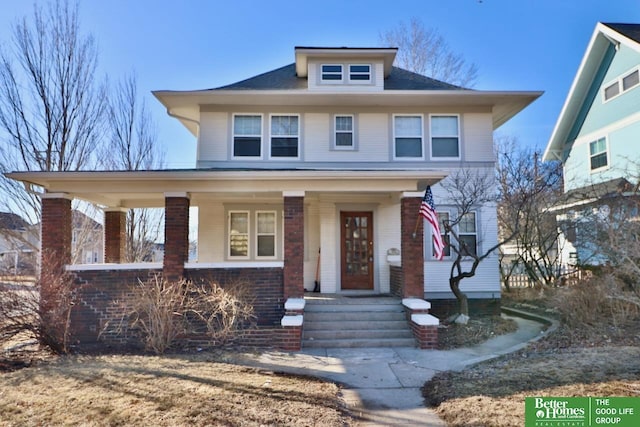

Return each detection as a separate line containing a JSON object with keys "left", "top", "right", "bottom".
{"left": 449, "top": 277, "right": 469, "bottom": 317}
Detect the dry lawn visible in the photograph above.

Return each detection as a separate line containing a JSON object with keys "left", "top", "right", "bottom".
{"left": 423, "top": 287, "right": 640, "bottom": 427}
{"left": 0, "top": 353, "right": 352, "bottom": 426}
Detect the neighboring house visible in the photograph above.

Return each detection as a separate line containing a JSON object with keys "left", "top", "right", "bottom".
{"left": 71, "top": 210, "right": 104, "bottom": 264}
{"left": 0, "top": 212, "right": 36, "bottom": 275}
{"left": 6, "top": 46, "right": 539, "bottom": 350}
{"left": 544, "top": 23, "right": 640, "bottom": 267}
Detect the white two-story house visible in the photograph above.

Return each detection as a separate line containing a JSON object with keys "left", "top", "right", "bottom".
{"left": 7, "top": 46, "right": 540, "bottom": 350}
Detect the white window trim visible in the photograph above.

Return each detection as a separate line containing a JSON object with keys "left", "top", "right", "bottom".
{"left": 320, "top": 64, "right": 344, "bottom": 83}
{"left": 232, "top": 113, "right": 263, "bottom": 160}
{"left": 459, "top": 211, "right": 478, "bottom": 257}
{"left": 348, "top": 64, "right": 372, "bottom": 84}
{"left": 429, "top": 114, "right": 461, "bottom": 161}
{"left": 392, "top": 114, "right": 425, "bottom": 160}
{"left": 332, "top": 114, "right": 356, "bottom": 151}
{"left": 255, "top": 210, "right": 277, "bottom": 260}
{"left": 588, "top": 136, "right": 610, "bottom": 173}
{"left": 269, "top": 113, "right": 301, "bottom": 160}
{"left": 602, "top": 66, "right": 640, "bottom": 103}
{"left": 228, "top": 210, "right": 250, "bottom": 260}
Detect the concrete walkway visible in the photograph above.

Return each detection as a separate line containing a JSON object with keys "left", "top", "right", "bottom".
{"left": 230, "top": 313, "right": 550, "bottom": 426}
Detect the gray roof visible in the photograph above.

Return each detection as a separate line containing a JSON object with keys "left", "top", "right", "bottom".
{"left": 603, "top": 23, "right": 640, "bottom": 44}
{"left": 0, "top": 212, "right": 29, "bottom": 231}
{"left": 213, "top": 63, "right": 468, "bottom": 91}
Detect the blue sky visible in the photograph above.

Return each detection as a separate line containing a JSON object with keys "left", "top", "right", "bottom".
{"left": 2, "top": 0, "right": 640, "bottom": 168}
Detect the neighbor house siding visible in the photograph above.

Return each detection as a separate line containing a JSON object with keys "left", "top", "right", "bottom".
{"left": 198, "top": 112, "right": 228, "bottom": 161}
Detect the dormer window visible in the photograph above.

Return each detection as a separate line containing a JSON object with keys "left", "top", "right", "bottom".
{"left": 321, "top": 64, "right": 343, "bottom": 81}
{"left": 349, "top": 64, "right": 371, "bottom": 82}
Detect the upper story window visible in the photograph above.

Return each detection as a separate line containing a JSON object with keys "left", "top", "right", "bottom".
{"left": 393, "top": 115, "right": 423, "bottom": 159}
{"left": 233, "top": 114, "right": 262, "bottom": 158}
{"left": 334, "top": 115, "right": 354, "bottom": 149}
{"left": 603, "top": 67, "right": 640, "bottom": 102}
{"left": 270, "top": 115, "right": 299, "bottom": 158}
{"left": 349, "top": 64, "right": 371, "bottom": 82}
{"left": 589, "top": 137, "right": 608, "bottom": 171}
{"left": 321, "top": 64, "right": 343, "bottom": 81}
{"left": 430, "top": 115, "right": 460, "bottom": 159}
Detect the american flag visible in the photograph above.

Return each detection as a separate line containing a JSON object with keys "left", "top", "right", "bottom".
{"left": 419, "top": 186, "right": 445, "bottom": 260}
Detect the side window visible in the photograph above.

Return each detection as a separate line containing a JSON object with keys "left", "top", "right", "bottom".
{"left": 589, "top": 137, "right": 608, "bottom": 171}
{"left": 334, "top": 115, "right": 354, "bottom": 149}
{"left": 256, "top": 211, "right": 276, "bottom": 258}
{"left": 430, "top": 115, "right": 460, "bottom": 159}
{"left": 233, "top": 115, "right": 262, "bottom": 158}
{"left": 393, "top": 115, "right": 423, "bottom": 159}
{"left": 270, "top": 115, "right": 299, "bottom": 158}
{"left": 229, "top": 211, "right": 249, "bottom": 258}
{"left": 459, "top": 212, "right": 477, "bottom": 256}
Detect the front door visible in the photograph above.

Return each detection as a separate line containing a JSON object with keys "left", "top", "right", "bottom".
{"left": 340, "top": 211, "right": 374, "bottom": 290}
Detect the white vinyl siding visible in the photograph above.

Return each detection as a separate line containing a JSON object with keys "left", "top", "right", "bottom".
{"left": 393, "top": 115, "right": 424, "bottom": 159}
{"left": 197, "top": 112, "right": 227, "bottom": 162}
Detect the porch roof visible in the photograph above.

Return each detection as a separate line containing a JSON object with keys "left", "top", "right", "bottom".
{"left": 6, "top": 168, "right": 447, "bottom": 209}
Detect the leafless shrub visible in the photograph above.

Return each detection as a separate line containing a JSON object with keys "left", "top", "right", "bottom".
{"left": 553, "top": 274, "right": 640, "bottom": 329}
{"left": 0, "top": 254, "right": 76, "bottom": 354}
{"left": 108, "top": 276, "right": 256, "bottom": 354}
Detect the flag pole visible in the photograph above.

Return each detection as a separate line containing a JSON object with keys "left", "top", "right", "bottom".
{"left": 412, "top": 214, "right": 421, "bottom": 239}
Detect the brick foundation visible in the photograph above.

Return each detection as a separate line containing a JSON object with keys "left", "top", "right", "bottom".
{"left": 409, "top": 322, "right": 438, "bottom": 349}
{"left": 68, "top": 267, "right": 294, "bottom": 352}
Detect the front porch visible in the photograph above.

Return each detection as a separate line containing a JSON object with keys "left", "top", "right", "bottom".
{"left": 10, "top": 169, "right": 446, "bottom": 351}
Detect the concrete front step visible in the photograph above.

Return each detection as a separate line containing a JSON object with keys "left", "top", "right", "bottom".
{"left": 302, "top": 297, "right": 416, "bottom": 348}
{"left": 303, "top": 337, "right": 416, "bottom": 348}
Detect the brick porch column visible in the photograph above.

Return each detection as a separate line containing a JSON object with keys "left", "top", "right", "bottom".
{"left": 104, "top": 209, "right": 127, "bottom": 263}
{"left": 283, "top": 191, "right": 304, "bottom": 299}
{"left": 163, "top": 193, "right": 190, "bottom": 282}
{"left": 41, "top": 193, "right": 72, "bottom": 270}
{"left": 401, "top": 193, "right": 424, "bottom": 298}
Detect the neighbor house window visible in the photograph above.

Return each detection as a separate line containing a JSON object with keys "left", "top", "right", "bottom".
{"left": 270, "top": 115, "right": 299, "bottom": 158}
{"left": 589, "top": 137, "right": 608, "bottom": 170}
{"left": 321, "top": 64, "right": 343, "bottom": 81}
{"left": 233, "top": 114, "right": 262, "bottom": 157}
{"left": 436, "top": 212, "right": 451, "bottom": 258}
{"left": 256, "top": 211, "right": 276, "bottom": 258}
{"left": 349, "top": 64, "right": 371, "bottom": 82}
{"left": 430, "top": 115, "right": 460, "bottom": 159}
{"left": 229, "top": 211, "right": 249, "bottom": 258}
{"left": 334, "top": 115, "right": 354, "bottom": 149}
{"left": 603, "top": 67, "right": 640, "bottom": 101}
{"left": 393, "top": 115, "right": 423, "bottom": 158}
{"left": 459, "top": 212, "right": 477, "bottom": 256}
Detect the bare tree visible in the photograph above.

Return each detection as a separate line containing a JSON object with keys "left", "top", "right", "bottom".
{"left": 379, "top": 17, "right": 479, "bottom": 87}
{"left": 496, "top": 138, "right": 564, "bottom": 289}
{"left": 101, "top": 73, "right": 164, "bottom": 262}
{"left": 0, "top": 0, "right": 106, "bottom": 252}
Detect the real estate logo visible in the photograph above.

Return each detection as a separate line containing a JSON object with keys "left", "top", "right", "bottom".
{"left": 525, "top": 397, "right": 640, "bottom": 427}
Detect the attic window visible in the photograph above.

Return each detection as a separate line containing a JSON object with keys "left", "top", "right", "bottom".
{"left": 622, "top": 69, "right": 639, "bottom": 91}
{"left": 603, "top": 67, "right": 640, "bottom": 102}
{"left": 349, "top": 64, "right": 371, "bottom": 82}
{"left": 321, "top": 64, "right": 343, "bottom": 81}
{"left": 603, "top": 82, "right": 620, "bottom": 101}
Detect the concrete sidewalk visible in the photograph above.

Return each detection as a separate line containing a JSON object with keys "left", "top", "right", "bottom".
{"left": 230, "top": 314, "right": 550, "bottom": 426}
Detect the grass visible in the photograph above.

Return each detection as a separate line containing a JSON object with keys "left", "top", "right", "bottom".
{"left": 0, "top": 352, "right": 352, "bottom": 426}
{"left": 423, "top": 287, "right": 640, "bottom": 427}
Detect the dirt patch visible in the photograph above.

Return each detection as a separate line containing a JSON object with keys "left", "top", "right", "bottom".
{"left": 0, "top": 353, "right": 353, "bottom": 426}
{"left": 438, "top": 315, "right": 518, "bottom": 350}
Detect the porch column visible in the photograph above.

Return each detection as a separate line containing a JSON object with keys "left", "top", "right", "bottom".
{"left": 163, "top": 192, "right": 190, "bottom": 282}
{"left": 401, "top": 193, "right": 424, "bottom": 298}
{"left": 104, "top": 208, "right": 127, "bottom": 263}
{"left": 283, "top": 191, "right": 304, "bottom": 299}
{"left": 41, "top": 193, "right": 72, "bottom": 272}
